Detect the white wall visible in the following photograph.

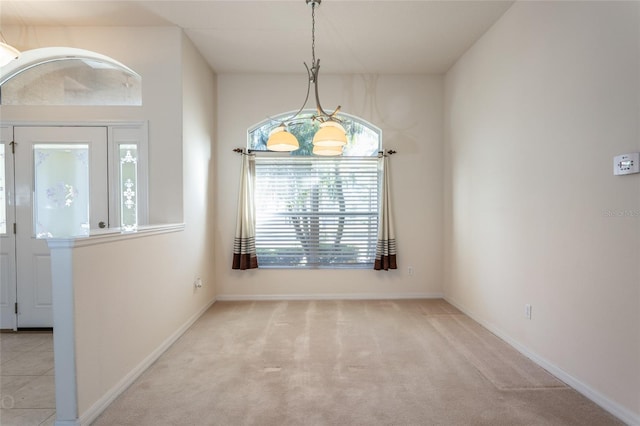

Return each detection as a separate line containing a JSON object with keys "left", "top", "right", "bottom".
{"left": 215, "top": 74, "right": 443, "bottom": 298}
{"left": 0, "top": 26, "right": 184, "bottom": 223}
{"left": 444, "top": 1, "right": 640, "bottom": 422}
{"left": 70, "top": 227, "right": 215, "bottom": 417}
{"left": 181, "top": 32, "right": 216, "bottom": 279}
{"left": 69, "top": 31, "right": 215, "bottom": 422}
{"left": 74, "top": 29, "right": 216, "bottom": 420}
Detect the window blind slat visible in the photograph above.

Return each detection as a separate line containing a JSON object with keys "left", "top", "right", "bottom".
{"left": 255, "top": 156, "right": 379, "bottom": 268}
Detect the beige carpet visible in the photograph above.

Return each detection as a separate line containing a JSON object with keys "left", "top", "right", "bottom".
{"left": 93, "top": 299, "right": 621, "bottom": 425}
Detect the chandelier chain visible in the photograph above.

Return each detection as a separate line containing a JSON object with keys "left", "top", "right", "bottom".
{"left": 311, "top": 2, "right": 316, "bottom": 66}
{"left": 265, "top": 0, "right": 348, "bottom": 154}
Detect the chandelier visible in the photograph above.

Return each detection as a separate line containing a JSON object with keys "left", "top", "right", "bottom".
{"left": 266, "top": 0, "right": 347, "bottom": 156}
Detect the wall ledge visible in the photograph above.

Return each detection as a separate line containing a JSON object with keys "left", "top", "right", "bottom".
{"left": 47, "top": 223, "right": 185, "bottom": 249}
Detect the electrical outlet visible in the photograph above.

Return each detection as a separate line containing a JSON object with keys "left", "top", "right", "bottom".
{"left": 408, "top": 266, "right": 414, "bottom": 276}
{"left": 194, "top": 278, "right": 203, "bottom": 289}
{"left": 525, "top": 304, "right": 532, "bottom": 320}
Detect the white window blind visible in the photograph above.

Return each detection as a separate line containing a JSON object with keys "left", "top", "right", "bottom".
{"left": 255, "top": 156, "right": 379, "bottom": 268}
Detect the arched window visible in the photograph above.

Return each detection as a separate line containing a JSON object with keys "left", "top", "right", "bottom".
{"left": 0, "top": 47, "right": 141, "bottom": 106}
{"left": 248, "top": 111, "right": 383, "bottom": 268}
{"left": 248, "top": 111, "right": 381, "bottom": 157}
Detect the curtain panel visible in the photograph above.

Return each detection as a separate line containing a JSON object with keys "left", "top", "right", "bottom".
{"left": 374, "top": 155, "right": 397, "bottom": 271}
{"left": 232, "top": 153, "right": 258, "bottom": 270}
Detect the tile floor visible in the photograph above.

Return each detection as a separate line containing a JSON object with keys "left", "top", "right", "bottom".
{"left": 0, "top": 332, "right": 55, "bottom": 426}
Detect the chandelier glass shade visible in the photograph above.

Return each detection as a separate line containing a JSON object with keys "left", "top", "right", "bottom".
{"left": 312, "top": 121, "right": 348, "bottom": 147}
{"left": 265, "top": 0, "right": 347, "bottom": 155}
{"left": 266, "top": 125, "right": 299, "bottom": 151}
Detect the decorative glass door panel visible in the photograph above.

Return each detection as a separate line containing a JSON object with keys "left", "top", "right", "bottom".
{"left": 34, "top": 144, "right": 90, "bottom": 238}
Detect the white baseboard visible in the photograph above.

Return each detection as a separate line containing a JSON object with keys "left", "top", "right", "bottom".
{"left": 216, "top": 293, "right": 443, "bottom": 301}
{"left": 72, "top": 297, "right": 217, "bottom": 426}
{"left": 444, "top": 296, "right": 640, "bottom": 426}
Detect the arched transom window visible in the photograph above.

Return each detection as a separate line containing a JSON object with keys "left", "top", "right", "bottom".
{"left": 248, "top": 111, "right": 381, "bottom": 157}
{"left": 0, "top": 47, "right": 141, "bottom": 106}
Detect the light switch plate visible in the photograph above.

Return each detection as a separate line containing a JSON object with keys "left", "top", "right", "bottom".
{"left": 613, "top": 153, "right": 639, "bottom": 175}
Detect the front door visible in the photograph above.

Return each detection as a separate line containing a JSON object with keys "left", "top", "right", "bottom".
{"left": 11, "top": 126, "right": 108, "bottom": 328}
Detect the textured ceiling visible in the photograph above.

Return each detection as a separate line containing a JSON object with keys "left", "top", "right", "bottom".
{"left": 0, "top": 1, "right": 514, "bottom": 74}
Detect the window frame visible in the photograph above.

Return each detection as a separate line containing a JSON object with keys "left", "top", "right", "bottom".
{"left": 248, "top": 111, "right": 382, "bottom": 269}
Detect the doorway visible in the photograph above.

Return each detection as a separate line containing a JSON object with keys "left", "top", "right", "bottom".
{"left": 0, "top": 126, "right": 109, "bottom": 328}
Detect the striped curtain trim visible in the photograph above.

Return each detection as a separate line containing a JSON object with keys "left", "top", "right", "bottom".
{"left": 233, "top": 237, "right": 256, "bottom": 254}
{"left": 374, "top": 255, "right": 397, "bottom": 271}
{"left": 375, "top": 238, "right": 396, "bottom": 256}
{"left": 231, "top": 238, "right": 258, "bottom": 270}
{"left": 232, "top": 237, "right": 258, "bottom": 270}
{"left": 374, "top": 239, "right": 397, "bottom": 271}
{"left": 232, "top": 253, "right": 258, "bottom": 270}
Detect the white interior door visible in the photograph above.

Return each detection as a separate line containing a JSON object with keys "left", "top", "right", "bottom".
{"left": 14, "top": 126, "right": 108, "bottom": 328}
{"left": 0, "top": 126, "right": 17, "bottom": 329}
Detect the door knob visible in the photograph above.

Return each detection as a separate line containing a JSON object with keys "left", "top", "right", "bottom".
{"left": 98, "top": 221, "right": 106, "bottom": 229}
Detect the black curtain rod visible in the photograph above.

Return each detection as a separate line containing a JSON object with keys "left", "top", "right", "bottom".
{"left": 233, "top": 148, "right": 397, "bottom": 155}
{"left": 232, "top": 148, "right": 253, "bottom": 155}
